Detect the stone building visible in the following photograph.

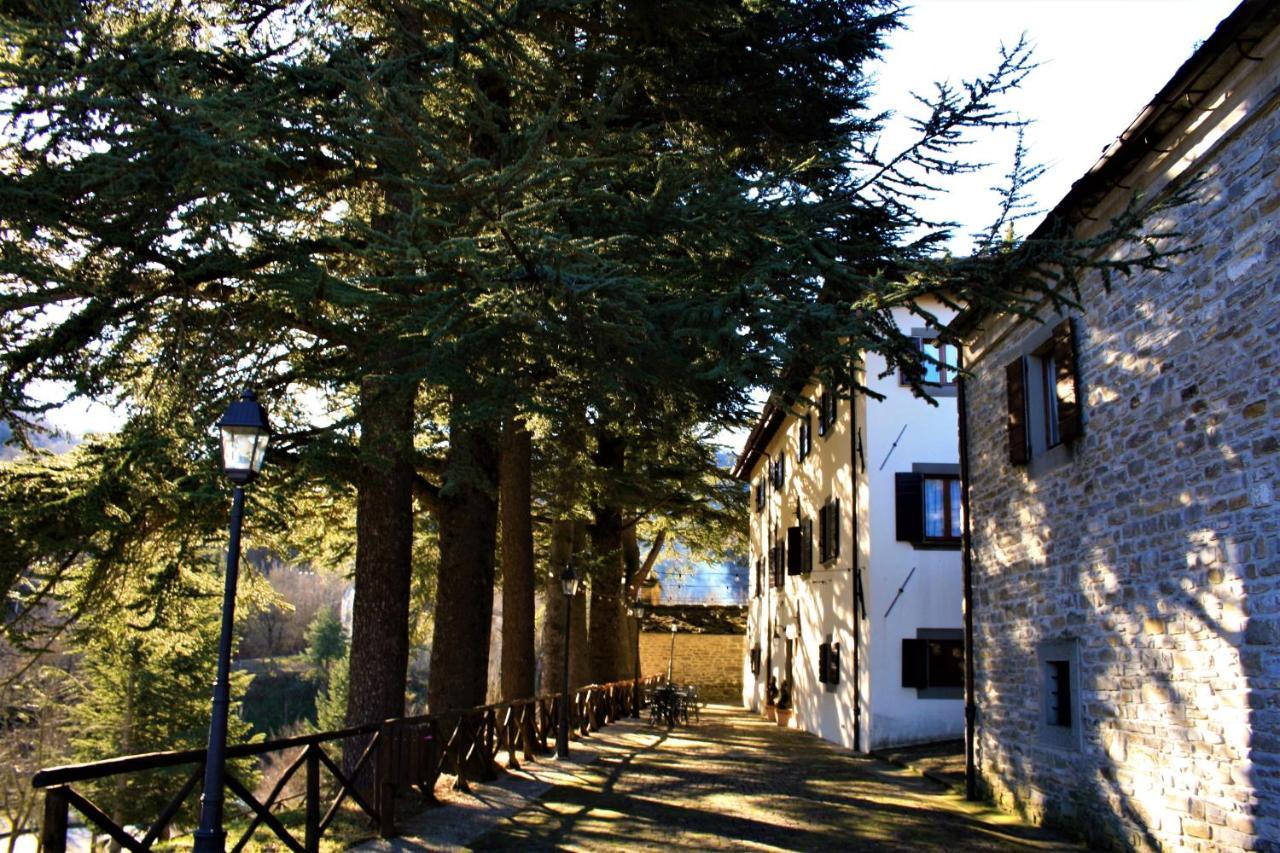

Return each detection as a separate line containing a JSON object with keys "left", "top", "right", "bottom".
{"left": 735, "top": 295, "right": 965, "bottom": 751}
{"left": 953, "top": 2, "right": 1280, "bottom": 849}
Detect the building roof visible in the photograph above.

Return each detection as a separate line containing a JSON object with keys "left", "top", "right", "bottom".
{"left": 950, "top": 0, "right": 1280, "bottom": 336}
{"left": 641, "top": 604, "right": 748, "bottom": 635}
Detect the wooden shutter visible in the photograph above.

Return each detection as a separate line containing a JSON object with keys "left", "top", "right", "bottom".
{"left": 895, "top": 472, "right": 923, "bottom": 542}
{"left": 828, "top": 642, "right": 840, "bottom": 684}
{"left": 787, "top": 526, "right": 803, "bottom": 575}
{"left": 1051, "top": 318, "right": 1083, "bottom": 442}
{"left": 831, "top": 499, "right": 840, "bottom": 559}
{"left": 902, "top": 638, "right": 928, "bottom": 688}
{"left": 801, "top": 518, "right": 813, "bottom": 573}
{"left": 818, "top": 642, "right": 830, "bottom": 683}
{"left": 818, "top": 504, "right": 828, "bottom": 562}
{"left": 1006, "top": 358, "right": 1030, "bottom": 465}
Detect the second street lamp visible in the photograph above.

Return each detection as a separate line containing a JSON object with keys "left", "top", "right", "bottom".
{"left": 194, "top": 390, "right": 271, "bottom": 853}
{"left": 556, "top": 564, "right": 579, "bottom": 759}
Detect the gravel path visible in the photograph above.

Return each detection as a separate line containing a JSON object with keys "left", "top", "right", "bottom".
{"left": 358, "top": 705, "right": 1083, "bottom": 852}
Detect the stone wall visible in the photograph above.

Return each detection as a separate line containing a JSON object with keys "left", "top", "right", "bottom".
{"left": 960, "top": 22, "right": 1280, "bottom": 853}
{"left": 640, "top": 632, "right": 744, "bottom": 703}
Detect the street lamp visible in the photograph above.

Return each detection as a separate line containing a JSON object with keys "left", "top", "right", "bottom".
{"left": 628, "top": 602, "right": 646, "bottom": 718}
{"left": 556, "top": 564, "right": 579, "bottom": 759}
{"left": 666, "top": 623, "right": 678, "bottom": 684}
{"left": 194, "top": 390, "right": 271, "bottom": 853}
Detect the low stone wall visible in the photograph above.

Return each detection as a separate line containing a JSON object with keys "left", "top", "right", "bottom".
{"left": 640, "top": 632, "right": 744, "bottom": 703}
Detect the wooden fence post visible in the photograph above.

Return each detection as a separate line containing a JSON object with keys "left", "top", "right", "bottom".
{"left": 40, "top": 786, "right": 69, "bottom": 853}
{"left": 304, "top": 745, "right": 320, "bottom": 853}
{"left": 376, "top": 722, "right": 397, "bottom": 839}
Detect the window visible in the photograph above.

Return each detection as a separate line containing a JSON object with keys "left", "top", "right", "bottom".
{"left": 1046, "top": 661, "right": 1071, "bottom": 727}
{"left": 754, "top": 558, "right": 763, "bottom": 598}
{"left": 1007, "top": 319, "right": 1082, "bottom": 465}
{"left": 754, "top": 478, "right": 766, "bottom": 512}
{"left": 817, "top": 391, "right": 837, "bottom": 436}
{"left": 798, "top": 413, "right": 812, "bottom": 461}
{"left": 770, "top": 538, "right": 785, "bottom": 589}
{"left": 895, "top": 467, "right": 962, "bottom": 547}
{"left": 769, "top": 456, "right": 786, "bottom": 489}
{"left": 750, "top": 646, "right": 761, "bottom": 676}
{"left": 901, "top": 337, "right": 960, "bottom": 387}
{"left": 818, "top": 640, "right": 840, "bottom": 686}
{"left": 923, "top": 476, "right": 962, "bottom": 540}
{"left": 902, "top": 629, "right": 964, "bottom": 698}
{"left": 1038, "top": 639, "right": 1081, "bottom": 750}
{"left": 786, "top": 518, "right": 813, "bottom": 576}
{"left": 818, "top": 499, "right": 840, "bottom": 564}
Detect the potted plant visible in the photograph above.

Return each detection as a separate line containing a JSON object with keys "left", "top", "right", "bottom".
{"left": 775, "top": 679, "right": 794, "bottom": 728}
{"left": 765, "top": 676, "right": 779, "bottom": 722}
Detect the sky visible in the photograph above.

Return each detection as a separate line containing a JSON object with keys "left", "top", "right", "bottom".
{"left": 29, "top": 0, "right": 1243, "bottom": 440}
{"left": 865, "top": 0, "right": 1241, "bottom": 253}
{"left": 709, "top": 0, "right": 1241, "bottom": 456}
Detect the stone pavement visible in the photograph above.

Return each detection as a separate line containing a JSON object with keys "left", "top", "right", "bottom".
{"left": 361, "top": 705, "right": 1083, "bottom": 851}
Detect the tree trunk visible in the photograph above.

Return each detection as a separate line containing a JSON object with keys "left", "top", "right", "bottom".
{"left": 588, "top": 431, "right": 627, "bottom": 684}
{"left": 541, "top": 518, "right": 575, "bottom": 694}
{"left": 621, "top": 526, "right": 642, "bottom": 676}
{"left": 345, "top": 376, "right": 418, "bottom": 750}
{"left": 427, "top": 414, "right": 500, "bottom": 713}
{"left": 499, "top": 418, "right": 535, "bottom": 701}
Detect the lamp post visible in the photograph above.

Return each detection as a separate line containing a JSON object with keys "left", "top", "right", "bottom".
{"left": 194, "top": 390, "right": 270, "bottom": 853}
{"left": 555, "top": 564, "right": 579, "bottom": 759}
{"left": 666, "top": 623, "right": 678, "bottom": 684}
{"left": 628, "top": 602, "right": 645, "bottom": 718}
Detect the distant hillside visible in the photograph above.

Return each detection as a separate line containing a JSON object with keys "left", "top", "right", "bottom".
{"left": 0, "top": 421, "right": 80, "bottom": 460}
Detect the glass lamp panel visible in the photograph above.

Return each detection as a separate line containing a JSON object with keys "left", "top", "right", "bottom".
{"left": 221, "top": 426, "right": 267, "bottom": 475}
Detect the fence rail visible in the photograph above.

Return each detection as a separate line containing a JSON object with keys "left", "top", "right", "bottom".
{"left": 31, "top": 675, "right": 661, "bottom": 852}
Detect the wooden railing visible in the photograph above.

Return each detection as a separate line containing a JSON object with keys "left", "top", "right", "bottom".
{"left": 31, "top": 675, "right": 661, "bottom": 852}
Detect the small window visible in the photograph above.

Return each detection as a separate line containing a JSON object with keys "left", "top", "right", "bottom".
{"left": 1046, "top": 660, "right": 1071, "bottom": 727}
{"left": 770, "top": 538, "right": 785, "bottom": 589}
{"left": 817, "top": 392, "right": 838, "bottom": 436}
{"left": 901, "top": 338, "right": 960, "bottom": 387}
{"left": 1038, "top": 639, "right": 1081, "bottom": 750}
{"left": 754, "top": 479, "right": 766, "bottom": 512}
{"left": 750, "top": 646, "right": 761, "bottom": 676}
{"left": 754, "top": 558, "right": 763, "bottom": 598}
{"left": 902, "top": 630, "right": 963, "bottom": 698}
{"left": 818, "top": 499, "right": 840, "bottom": 564}
{"left": 923, "top": 476, "right": 962, "bottom": 540}
{"left": 818, "top": 640, "right": 840, "bottom": 686}
{"left": 895, "top": 468, "right": 961, "bottom": 547}
{"left": 1007, "top": 319, "right": 1082, "bottom": 465}
{"left": 770, "top": 456, "right": 786, "bottom": 489}
{"left": 798, "top": 413, "right": 812, "bottom": 461}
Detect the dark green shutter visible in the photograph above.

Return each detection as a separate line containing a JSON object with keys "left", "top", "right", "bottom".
{"left": 818, "top": 642, "right": 830, "bottom": 683}
{"left": 787, "top": 526, "right": 802, "bottom": 575}
{"left": 828, "top": 643, "right": 840, "bottom": 684}
{"left": 1052, "top": 318, "right": 1083, "bottom": 442}
{"left": 895, "top": 472, "right": 924, "bottom": 542}
{"left": 818, "top": 504, "right": 828, "bottom": 562}
{"left": 831, "top": 499, "right": 840, "bottom": 559}
{"left": 1006, "top": 358, "right": 1029, "bottom": 465}
{"left": 801, "top": 518, "right": 813, "bottom": 573}
{"left": 902, "top": 639, "right": 928, "bottom": 688}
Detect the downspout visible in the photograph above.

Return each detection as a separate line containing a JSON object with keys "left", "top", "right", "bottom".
{"left": 849, "top": 375, "right": 863, "bottom": 753}
{"left": 958, "top": 376, "right": 978, "bottom": 801}
{"left": 762, "top": 450, "right": 774, "bottom": 702}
